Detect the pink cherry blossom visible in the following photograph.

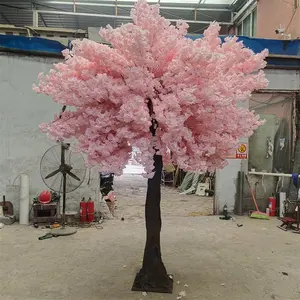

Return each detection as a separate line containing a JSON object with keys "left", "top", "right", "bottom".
{"left": 33, "top": 0, "right": 268, "bottom": 176}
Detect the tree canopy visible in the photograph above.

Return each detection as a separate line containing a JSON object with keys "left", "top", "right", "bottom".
{"left": 34, "top": 0, "right": 268, "bottom": 176}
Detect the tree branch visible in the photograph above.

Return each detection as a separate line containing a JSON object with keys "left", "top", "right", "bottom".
{"left": 59, "top": 105, "right": 67, "bottom": 119}
{"left": 147, "top": 98, "right": 158, "bottom": 137}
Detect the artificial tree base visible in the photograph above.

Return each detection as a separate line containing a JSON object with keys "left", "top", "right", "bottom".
{"left": 132, "top": 269, "right": 173, "bottom": 294}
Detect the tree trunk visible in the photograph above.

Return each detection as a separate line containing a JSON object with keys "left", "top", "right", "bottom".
{"left": 132, "top": 154, "right": 173, "bottom": 293}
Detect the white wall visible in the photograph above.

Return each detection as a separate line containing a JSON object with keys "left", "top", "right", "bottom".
{"left": 215, "top": 141, "right": 248, "bottom": 214}
{"left": 264, "top": 69, "right": 300, "bottom": 91}
{"left": 0, "top": 53, "right": 99, "bottom": 218}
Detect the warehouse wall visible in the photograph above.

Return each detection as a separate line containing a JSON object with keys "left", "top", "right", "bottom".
{"left": 0, "top": 53, "right": 100, "bottom": 218}
{"left": 215, "top": 66, "right": 300, "bottom": 214}
{"left": 246, "top": 93, "right": 294, "bottom": 212}
{"left": 215, "top": 149, "right": 248, "bottom": 214}
{"left": 215, "top": 97, "right": 249, "bottom": 214}
{"left": 256, "top": 0, "right": 300, "bottom": 40}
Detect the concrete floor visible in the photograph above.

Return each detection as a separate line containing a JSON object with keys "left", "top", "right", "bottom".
{"left": 114, "top": 174, "right": 213, "bottom": 219}
{"left": 1, "top": 176, "right": 300, "bottom": 300}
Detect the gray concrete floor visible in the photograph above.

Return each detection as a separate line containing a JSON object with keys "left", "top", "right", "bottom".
{"left": 114, "top": 174, "right": 213, "bottom": 219}
{"left": 1, "top": 176, "right": 300, "bottom": 300}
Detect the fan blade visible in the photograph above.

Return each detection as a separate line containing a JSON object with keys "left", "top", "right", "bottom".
{"left": 45, "top": 169, "right": 61, "bottom": 179}
{"left": 67, "top": 170, "right": 81, "bottom": 181}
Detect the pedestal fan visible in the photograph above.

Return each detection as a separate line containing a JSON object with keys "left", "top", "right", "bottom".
{"left": 40, "top": 142, "right": 86, "bottom": 235}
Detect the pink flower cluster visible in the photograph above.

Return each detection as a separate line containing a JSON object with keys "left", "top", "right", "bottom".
{"left": 33, "top": 0, "right": 268, "bottom": 176}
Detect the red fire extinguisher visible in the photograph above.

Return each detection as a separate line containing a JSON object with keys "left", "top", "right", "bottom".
{"left": 268, "top": 195, "right": 276, "bottom": 217}
{"left": 80, "top": 197, "right": 87, "bottom": 222}
{"left": 87, "top": 197, "right": 95, "bottom": 223}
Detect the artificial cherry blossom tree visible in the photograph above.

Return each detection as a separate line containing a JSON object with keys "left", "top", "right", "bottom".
{"left": 34, "top": 0, "right": 268, "bottom": 294}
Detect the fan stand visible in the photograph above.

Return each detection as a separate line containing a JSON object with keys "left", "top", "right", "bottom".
{"left": 42, "top": 142, "right": 86, "bottom": 236}
{"left": 49, "top": 143, "right": 77, "bottom": 236}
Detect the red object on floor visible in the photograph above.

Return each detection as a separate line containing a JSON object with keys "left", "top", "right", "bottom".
{"left": 80, "top": 199, "right": 87, "bottom": 222}
{"left": 278, "top": 217, "right": 297, "bottom": 231}
{"left": 268, "top": 196, "right": 276, "bottom": 217}
{"left": 87, "top": 199, "right": 94, "bottom": 223}
{"left": 39, "top": 190, "right": 52, "bottom": 204}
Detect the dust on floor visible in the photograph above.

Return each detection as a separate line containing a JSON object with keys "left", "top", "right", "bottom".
{"left": 1, "top": 217, "right": 300, "bottom": 300}
{"left": 1, "top": 175, "right": 299, "bottom": 300}
{"left": 114, "top": 175, "right": 213, "bottom": 219}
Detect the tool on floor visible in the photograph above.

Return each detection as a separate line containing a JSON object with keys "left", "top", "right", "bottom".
{"left": 231, "top": 217, "right": 243, "bottom": 227}
{"left": 38, "top": 233, "right": 59, "bottom": 240}
{"left": 245, "top": 175, "right": 269, "bottom": 220}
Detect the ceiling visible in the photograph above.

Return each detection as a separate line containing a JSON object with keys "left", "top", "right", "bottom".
{"left": 0, "top": 0, "right": 244, "bottom": 34}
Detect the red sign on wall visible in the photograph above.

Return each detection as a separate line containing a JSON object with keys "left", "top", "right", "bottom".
{"left": 236, "top": 143, "right": 248, "bottom": 159}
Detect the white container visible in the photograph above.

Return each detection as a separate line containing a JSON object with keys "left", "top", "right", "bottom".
{"left": 19, "top": 174, "right": 30, "bottom": 225}
{"left": 266, "top": 208, "right": 270, "bottom": 216}
{"left": 279, "top": 192, "right": 286, "bottom": 218}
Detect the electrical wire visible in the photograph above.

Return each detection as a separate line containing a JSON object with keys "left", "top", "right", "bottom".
{"left": 189, "top": 24, "right": 210, "bottom": 34}
{"left": 275, "top": 176, "right": 285, "bottom": 193}
{"left": 276, "top": 176, "right": 280, "bottom": 192}
{"left": 280, "top": 0, "right": 297, "bottom": 8}
{"left": 12, "top": 173, "right": 29, "bottom": 185}
{"left": 250, "top": 96, "right": 293, "bottom": 110}
{"left": 73, "top": 3, "right": 120, "bottom": 18}
{"left": 262, "top": 174, "right": 267, "bottom": 194}
{"left": 286, "top": 7, "right": 298, "bottom": 32}
{"left": 250, "top": 93, "right": 275, "bottom": 105}
{"left": 159, "top": 6, "right": 225, "bottom": 22}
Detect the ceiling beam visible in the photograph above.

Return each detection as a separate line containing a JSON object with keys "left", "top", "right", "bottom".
{"left": 196, "top": 0, "right": 204, "bottom": 8}
{"left": 194, "top": 0, "right": 204, "bottom": 22}
{"left": 36, "top": 9, "right": 233, "bottom": 25}
{"left": 42, "top": 1, "right": 230, "bottom": 12}
{"left": 232, "top": 0, "right": 256, "bottom": 22}
{"left": 0, "top": 12, "right": 11, "bottom": 24}
{"left": 39, "top": 13, "right": 48, "bottom": 27}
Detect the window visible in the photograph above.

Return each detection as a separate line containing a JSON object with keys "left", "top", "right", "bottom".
{"left": 237, "top": 8, "right": 257, "bottom": 37}
{"left": 243, "top": 15, "right": 251, "bottom": 36}
{"left": 237, "top": 24, "right": 243, "bottom": 36}
{"left": 252, "top": 9, "right": 257, "bottom": 37}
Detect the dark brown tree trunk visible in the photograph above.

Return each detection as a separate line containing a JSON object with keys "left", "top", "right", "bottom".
{"left": 132, "top": 154, "right": 173, "bottom": 293}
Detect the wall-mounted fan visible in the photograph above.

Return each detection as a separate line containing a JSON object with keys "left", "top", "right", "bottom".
{"left": 40, "top": 142, "right": 86, "bottom": 234}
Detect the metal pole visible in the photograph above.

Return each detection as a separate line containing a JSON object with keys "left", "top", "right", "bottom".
{"left": 237, "top": 171, "right": 244, "bottom": 216}
{"left": 32, "top": 10, "right": 39, "bottom": 27}
{"left": 62, "top": 173, "right": 66, "bottom": 227}
{"left": 61, "top": 144, "right": 66, "bottom": 228}
{"left": 36, "top": 9, "right": 233, "bottom": 25}
{"left": 43, "top": 2, "right": 230, "bottom": 12}
{"left": 248, "top": 171, "right": 300, "bottom": 178}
